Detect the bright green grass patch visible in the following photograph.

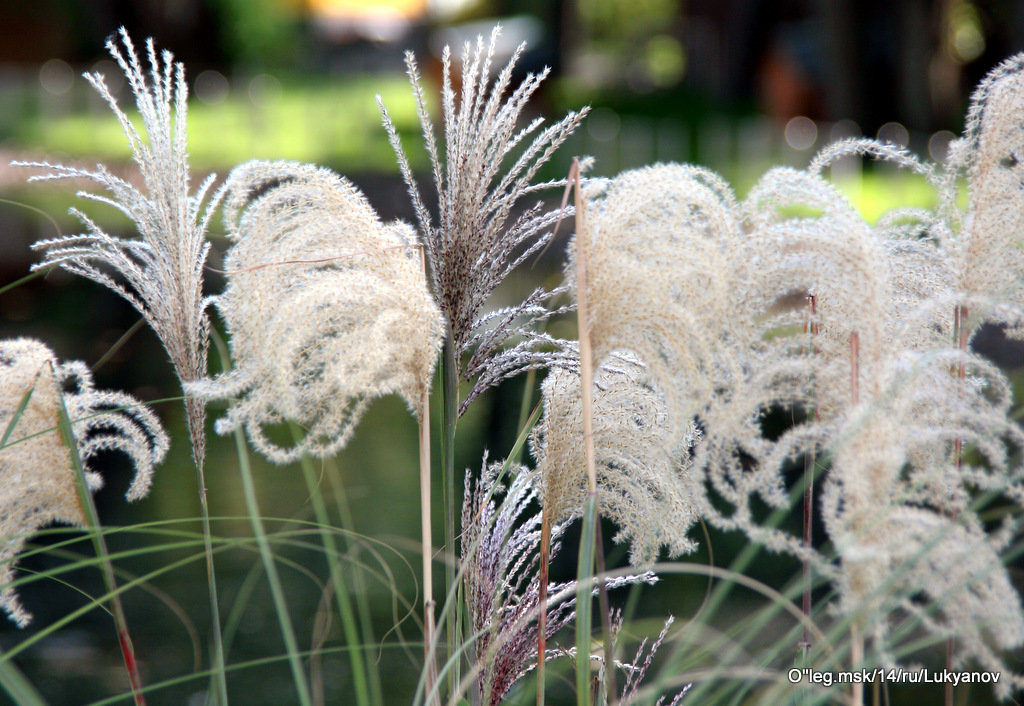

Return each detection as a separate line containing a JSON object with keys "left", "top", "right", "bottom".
{"left": 836, "top": 170, "right": 946, "bottom": 223}
{"left": 14, "top": 76, "right": 955, "bottom": 228}
{"left": 16, "top": 74, "right": 426, "bottom": 172}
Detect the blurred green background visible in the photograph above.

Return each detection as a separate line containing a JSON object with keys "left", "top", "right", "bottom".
{"left": 1, "top": 1, "right": 1022, "bottom": 704}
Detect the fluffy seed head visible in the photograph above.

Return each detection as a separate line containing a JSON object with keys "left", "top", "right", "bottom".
{"left": 189, "top": 160, "right": 443, "bottom": 463}
{"left": 0, "top": 338, "right": 168, "bottom": 626}
{"left": 949, "top": 53, "right": 1024, "bottom": 336}
{"left": 379, "top": 25, "right": 587, "bottom": 412}
{"left": 531, "top": 355, "right": 700, "bottom": 565}
{"left": 575, "top": 163, "right": 743, "bottom": 438}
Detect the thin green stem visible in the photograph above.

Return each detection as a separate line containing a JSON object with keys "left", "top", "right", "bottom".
{"left": 592, "top": 521, "right": 617, "bottom": 705}
{"left": 324, "top": 458, "right": 383, "bottom": 705}
{"left": 0, "top": 647, "right": 47, "bottom": 706}
{"left": 292, "top": 426, "right": 372, "bottom": 706}
{"left": 232, "top": 427, "right": 313, "bottom": 706}
{"left": 54, "top": 380, "right": 146, "bottom": 706}
{"left": 576, "top": 495, "right": 597, "bottom": 706}
{"left": 191, "top": 446, "right": 228, "bottom": 706}
{"left": 202, "top": 331, "right": 231, "bottom": 705}
{"left": 440, "top": 331, "right": 461, "bottom": 698}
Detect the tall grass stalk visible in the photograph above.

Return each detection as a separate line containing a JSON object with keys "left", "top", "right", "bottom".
{"left": 848, "top": 330, "right": 862, "bottom": 706}
{"left": 801, "top": 295, "right": 819, "bottom": 658}
{"left": 439, "top": 331, "right": 461, "bottom": 700}
{"left": 569, "top": 156, "right": 618, "bottom": 705}
{"left": 0, "top": 647, "right": 46, "bottom": 706}
{"left": 536, "top": 506, "right": 550, "bottom": 706}
{"left": 945, "top": 302, "right": 969, "bottom": 706}
{"left": 231, "top": 426, "right": 313, "bottom": 706}
{"left": 419, "top": 388, "right": 441, "bottom": 706}
{"left": 292, "top": 426, "right": 373, "bottom": 706}
{"left": 191, "top": 425, "right": 228, "bottom": 706}
{"left": 53, "top": 374, "right": 146, "bottom": 706}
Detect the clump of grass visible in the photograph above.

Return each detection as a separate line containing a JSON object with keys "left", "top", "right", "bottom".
{"left": 4, "top": 25, "right": 1024, "bottom": 706}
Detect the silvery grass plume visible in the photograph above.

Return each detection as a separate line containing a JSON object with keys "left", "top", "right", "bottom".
{"left": 809, "top": 53, "right": 1024, "bottom": 341}
{"left": 574, "top": 164, "right": 745, "bottom": 435}
{"left": 618, "top": 615, "right": 689, "bottom": 706}
{"left": 741, "top": 163, "right": 1024, "bottom": 695}
{"left": 462, "top": 459, "right": 576, "bottom": 706}
{"left": 0, "top": 338, "right": 168, "bottom": 627}
{"left": 556, "top": 163, "right": 780, "bottom": 563}
{"left": 461, "top": 459, "right": 657, "bottom": 705}
{"left": 378, "top": 26, "right": 587, "bottom": 413}
{"left": 15, "top": 29, "right": 219, "bottom": 468}
{"left": 939, "top": 52, "right": 1024, "bottom": 339}
{"left": 549, "top": 610, "right": 688, "bottom": 705}
{"left": 708, "top": 162, "right": 951, "bottom": 557}
{"left": 530, "top": 354, "right": 701, "bottom": 565}
{"left": 187, "top": 160, "right": 443, "bottom": 463}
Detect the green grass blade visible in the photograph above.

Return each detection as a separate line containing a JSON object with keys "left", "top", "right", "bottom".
{"left": 292, "top": 425, "right": 373, "bottom": 706}
{"left": 0, "top": 647, "right": 48, "bottom": 706}
{"left": 0, "top": 374, "right": 37, "bottom": 448}
{"left": 53, "top": 374, "right": 147, "bottom": 705}
{"left": 576, "top": 494, "right": 597, "bottom": 706}
{"left": 324, "top": 457, "right": 384, "bottom": 705}
{"left": 231, "top": 427, "right": 313, "bottom": 706}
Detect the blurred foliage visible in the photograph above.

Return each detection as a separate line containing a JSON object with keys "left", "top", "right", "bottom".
{"left": 14, "top": 75, "right": 423, "bottom": 172}
{"left": 208, "top": 0, "right": 305, "bottom": 69}
{"left": 579, "top": 0, "right": 678, "bottom": 45}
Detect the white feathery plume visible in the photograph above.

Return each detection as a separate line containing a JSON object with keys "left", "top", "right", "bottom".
{"left": 1, "top": 338, "right": 168, "bottom": 626}
{"left": 14, "top": 28, "right": 219, "bottom": 466}
{"left": 531, "top": 354, "right": 701, "bottom": 565}
{"left": 944, "top": 53, "right": 1024, "bottom": 338}
{"left": 378, "top": 25, "right": 587, "bottom": 413}
{"left": 742, "top": 154, "right": 1024, "bottom": 688}
{"left": 188, "top": 160, "right": 443, "bottom": 463}
{"left": 576, "top": 163, "right": 744, "bottom": 434}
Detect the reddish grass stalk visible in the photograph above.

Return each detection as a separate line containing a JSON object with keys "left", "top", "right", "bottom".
{"left": 849, "top": 331, "right": 862, "bottom": 706}
{"left": 801, "top": 295, "right": 819, "bottom": 654}
{"left": 946, "top": 304, "right": 968, "bottom": 706}
{"left": 537, "top": 508, "right": 550, "bottom": 706}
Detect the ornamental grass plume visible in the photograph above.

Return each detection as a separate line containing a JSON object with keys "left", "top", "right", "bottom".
{"left": 808, "top": 53, "right": 1024, "bottom": 341}
{"left": 461, "top": 459, "right": 658, "bottom": 705}
{"left": 462, "top": 460, "right": 576, "bottom": 706}
{"left": 813, "top": 343, "right": 1024, "bottom": 676}
{"left": 378, "top": 26, "right": 587, "bottom": 412}
{"left": 574, "top": 163, "right": 745, "bottom": 435}
{"left": 739, "top": 150, "right": 1024, "bottom": 693}
{"left": 14, "top": 28, "right": 219, "bottom": 471}
{"left": 530, "top": 355, "right": 700, "bottom": 565}
{"left": 540, "top": 163, "right": 752, "bottom": 564}
{"left": 0, "top": 338, "right": 168, "bottom": 627}
{"left": 188, "top": 160, "right": 443, "bottom": 463}
{"left": 941, "top": 52, "right": 1024, "bottom": 338}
